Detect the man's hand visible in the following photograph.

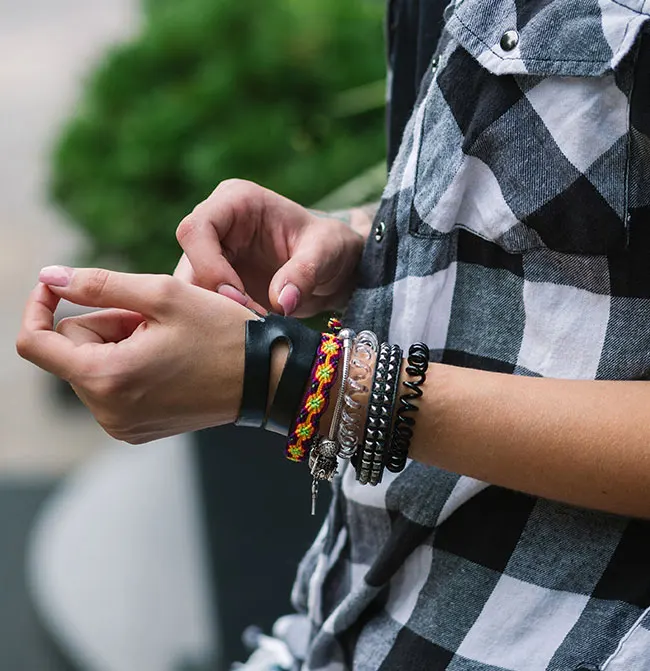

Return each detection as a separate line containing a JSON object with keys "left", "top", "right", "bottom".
{"left": 174, "top": 179, "right": 373, "bottom": 317}
{"left": 16, "top": 266, "right": 254, "bottom": 444}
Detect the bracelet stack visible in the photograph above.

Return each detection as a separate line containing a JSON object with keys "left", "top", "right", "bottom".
{"left": 284, "top": 319, "right": 430, "bottom": 513}
{"left": 236, "top": 310, "right": 430, "bottom": 515}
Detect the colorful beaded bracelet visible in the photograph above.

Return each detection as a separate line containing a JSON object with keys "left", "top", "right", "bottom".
{"left": 285, "top": 318, "right": 342, "bottom": 463}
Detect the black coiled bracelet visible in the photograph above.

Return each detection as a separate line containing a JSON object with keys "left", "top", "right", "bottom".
{"left": 386, "top": 342, "right": 430, "bottom": 473}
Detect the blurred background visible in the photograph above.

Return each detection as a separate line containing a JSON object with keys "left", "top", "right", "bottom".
{"left": 1, "top": 0, "right": 386, "bottom": 669}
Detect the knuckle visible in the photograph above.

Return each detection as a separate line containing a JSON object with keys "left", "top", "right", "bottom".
{"left": 150, "top": 275, "right": 181, "bottom": 312}
{"left": 96, "top": 369, "right": 133, "bottom": 399}
{"left": 179, "top": 179, "right": 259, "bottom": 245}
{"left": 215, "top": 178, "right": 257, "bottom": 198}
{"left": 213, "top": 179, "right": 261, "bottom": 219}
{"left": 73, "top": 357, "right": 129, "bottom": 397}
{"left": 54, "top": 316, "right": 73, "bottom": 335}
{"left": 294, "top": 259, "right": 318, "bottom": 287}
{"left": 83, "top": 375, "right": 109, "bottom": 399}
{"left": 176, "top": 214, "right": 200, "bottom": 245}
{"left": 85, "top": 268, "right": 111, "bottom": 301}
{"left": 69, "top": 357, "right": 99, "bottom": 384}
{"left": 93, "top": 377, "right": 122, "bottom": 399}
{"left": 15, "top": 331, "right": 33, "bottom": 359}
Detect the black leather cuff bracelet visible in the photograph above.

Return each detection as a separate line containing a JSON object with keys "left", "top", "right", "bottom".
{"left": 235, "top": 313, "right": 321, "bottom": 434}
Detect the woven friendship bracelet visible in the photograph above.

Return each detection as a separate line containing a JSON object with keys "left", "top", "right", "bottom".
{"left": 285, "top": 328, "right": 342, "bottom": 463}
{"left": 327, "top": 316, "right": 342, "bottom": 334}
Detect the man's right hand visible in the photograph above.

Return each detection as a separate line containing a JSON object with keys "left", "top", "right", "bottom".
{"left": 174, "top": 179, "right": 374, "bottom": 318}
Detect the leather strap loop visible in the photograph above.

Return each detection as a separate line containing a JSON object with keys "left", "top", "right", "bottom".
{"left": 236, "top": 313, "right": 321, "bottom": 434}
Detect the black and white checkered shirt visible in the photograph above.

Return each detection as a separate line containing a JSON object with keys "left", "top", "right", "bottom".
{"left": 291, "top": 1, "right": 650, "bottom": 669}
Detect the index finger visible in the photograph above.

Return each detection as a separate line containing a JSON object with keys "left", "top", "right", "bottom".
{"left": 40, "top": 267, "right": 184, "bottom": 318}
{"left": 16, "top": 283, "right": 88, "bottom": 380}
{"left": 175, "top": 189, "right": 248, "bottom": 294}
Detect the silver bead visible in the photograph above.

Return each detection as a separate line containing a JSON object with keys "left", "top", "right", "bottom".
{"left": 318, "top": 438, "right": 338, "bottom": 459}
{"left": 338, "top": 328, "right": 356, "bottom": 341}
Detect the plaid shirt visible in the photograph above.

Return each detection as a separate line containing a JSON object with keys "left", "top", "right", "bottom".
{"left": 290, "top": 1, "right": 650, "bottom": 670}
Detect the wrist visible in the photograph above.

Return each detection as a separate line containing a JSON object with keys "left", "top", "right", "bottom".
{"left": 238, "top": 313, "right": 321, "bottom": 433}
{"left": 349, "top": 204, "right": 376, "bottom": 242}
{"left": 267, "top": 340, "right": 290, "bottom": 416}
{"left": 308, "top": 203, "right": 377, "bottom": 243}
{"left": 407, "top": 362, "right": 450, "bottom": 466}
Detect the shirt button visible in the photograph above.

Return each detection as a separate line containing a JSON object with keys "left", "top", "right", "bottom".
{"left": 500, "top": 29, "right": 520, "bottom": 51}
{"left": 374, "top": 220, "right": 386, "bottom": 243}
{"left": 431, "top": 55, "right": 440, "bottom": 73}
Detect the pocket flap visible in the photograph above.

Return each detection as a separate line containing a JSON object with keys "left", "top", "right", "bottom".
{"left": 445, "top": 0, "right": 650, "bottom": 77}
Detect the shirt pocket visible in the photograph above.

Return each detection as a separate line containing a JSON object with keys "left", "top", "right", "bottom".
{"left": 407, "top": 0, "right": 650, "bottom": 256}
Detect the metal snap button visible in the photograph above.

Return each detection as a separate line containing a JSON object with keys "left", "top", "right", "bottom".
{"left": 500, "top": 30, "right": 519, "bottom": 51}
{"left": 374, "top": 220, "right": 386, "bottom": 243}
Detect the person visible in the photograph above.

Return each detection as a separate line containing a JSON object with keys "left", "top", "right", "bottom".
{"left": 17, "top": 0, "right": 650, "bottom": 668}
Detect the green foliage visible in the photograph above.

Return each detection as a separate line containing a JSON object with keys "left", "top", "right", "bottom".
{"left": 51, "top": 0, "right": 386, "bottom": 273}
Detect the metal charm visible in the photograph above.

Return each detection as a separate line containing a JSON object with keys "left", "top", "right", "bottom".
{"left": 309, "top": 438, "right": 339, "bottom": 515}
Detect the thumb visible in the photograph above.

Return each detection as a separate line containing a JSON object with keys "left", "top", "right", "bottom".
{"left": 39, "top": 265, "right": 175, "bottom": 318}
{"left": 269, "top": 243, "right": 339, "bottom": 317}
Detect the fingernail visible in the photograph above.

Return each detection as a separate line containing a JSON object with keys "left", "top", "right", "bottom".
{"left": 278, "top": 283, "right": 300, "bottom": 316}
{"left": 217, "top": 284, "right": 248, "bottom": 306}
{"left": 39, "top": 265, "right": 74, "bottom": 287}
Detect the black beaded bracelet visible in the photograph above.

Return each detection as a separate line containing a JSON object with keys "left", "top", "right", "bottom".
{"left": 386, "top": 342, "right": 430, "bottom": 473}
{"left": 356, "top": 343, "right": 390, "bottom": 485}
{"left": 369, "top": 344, "right": 401, "bottom": 486}
{"left": 356, "top": 343, "right": 401, "bottom": 486}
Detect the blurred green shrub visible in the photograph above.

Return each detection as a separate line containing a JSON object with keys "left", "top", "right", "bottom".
{"left": 51, "top": 0, "right": 387, "bottom": 273}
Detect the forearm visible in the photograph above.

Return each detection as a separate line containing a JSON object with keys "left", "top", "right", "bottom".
{"left": 416, "top": 364, "right": 650, "bottom": 518}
